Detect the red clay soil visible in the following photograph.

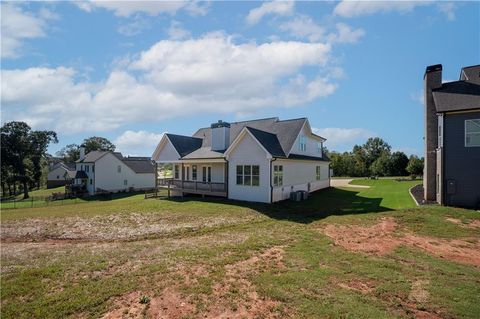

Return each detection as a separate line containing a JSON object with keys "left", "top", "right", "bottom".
{"left": 324, "top": 217, "right": 480, "bottom": 267}
{"left": 101, "top": 246, "right": 289, "bottom": 319}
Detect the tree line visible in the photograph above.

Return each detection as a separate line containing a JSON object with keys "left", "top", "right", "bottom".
{"left": 1, "top": 121, "right": 116, "bottom": 199}
{"left": 326, "top": 137, "right": 424, "bottom": 178}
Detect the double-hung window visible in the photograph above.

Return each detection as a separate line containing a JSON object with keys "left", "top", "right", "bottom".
{"left": 465, "top": 119, "right": 480, "bottom": 147}
{"left": 317, "top": 142, "right": 322, "bottom": 154}
{"left": 117, "top": 165, "right": 121, "bottom": 173}
{"left": 299, "top": 135, "right": 307, "bottom": 151}
{"left": 236, "top": 165, "right": 260, "bottom": 186}
{"left": 174, "top": 165, "right": 179, "bottom": 179}
{"left": 192, "top": 165, "right": 197, "bottom": 180}
{"left": 273, "top": 165, "right": 283, "bottom": 186}
{"left": 316, "top": 166, "right": 321, "bottom": 181}
{"left": 85, "top": 165, "right": 89, "bottom": 172}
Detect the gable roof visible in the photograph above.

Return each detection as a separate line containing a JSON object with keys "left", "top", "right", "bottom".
{"left": 166, "top": 133, "right": 203, "bottom": 157}
{"left": 246, "top": 127, "right": 286, "bottom": 157}
{"left": 433, "top": 81, "right": 480, "bottom": 112}
{"left": 76, "top": 150, "right": 154, "bottom": 174}
{"left": 182, "top": 147, "right": 225, "bottom": 159}
{"left": 49, "top": 161, "right": 76, "bottom": 172}
{"left": 193, "top": 117, "right": 307, "bottom": 155}
{"left": 76, "top": 150, "right": 110, "bottom": 163}
{"left": 122, "top": 157, "right": 155, "bottom": 173}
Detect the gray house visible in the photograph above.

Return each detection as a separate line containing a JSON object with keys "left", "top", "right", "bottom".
{"left": 424, "top": 64, "right": 480, "bottom": 208}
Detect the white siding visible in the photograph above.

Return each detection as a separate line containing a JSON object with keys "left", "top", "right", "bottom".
{"left": 154, "top": 139, "right": 180, "bottom": 162}
{"left": 94, "top": 153, "right": 155, "bottom": 194}
{"left": 271, "top": 159, "right": 330, "bottom": 202}
{"left": 228, "top": 133, "right": 271, "bottom": 203}
{"left": 289, "top": 125, "right": 323, "bottom": 157}
{"left": 180, "top": 163, "right": 225, "bottom": 182}
{"left": 47, "top": 166, "right": 67, "bottom": 181}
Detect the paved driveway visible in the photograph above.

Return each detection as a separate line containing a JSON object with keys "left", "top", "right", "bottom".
{"left": 330, "top": 179, "right": 370, "bottom": 188}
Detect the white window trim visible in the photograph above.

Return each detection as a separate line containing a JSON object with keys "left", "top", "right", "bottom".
{"left": 273, "top": 165, "right": 283, "bottom": 187}
{"left": 465, "top": 119, "right": 480, "bottom": 147}
{"left": 236, "top": 165, "right": 260, "bottom": 186}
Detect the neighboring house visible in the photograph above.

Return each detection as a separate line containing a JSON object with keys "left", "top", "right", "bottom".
{"left": 47, "top": 162, "right": 76, "bottom": 188}
{"left": 152, "top": 117, "right": 330, "bottom": 203}
{"left": 424, "top": 64, "right": 480, "bottom": 208}
{"left": 70, "top": 148, "right": 155, "bottom": 195}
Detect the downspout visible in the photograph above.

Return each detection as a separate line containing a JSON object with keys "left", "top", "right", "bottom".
{"left": 224, "top": 158, "right": 229, "bottom": 198}
{"left": 270, "top": 158, "right": 277, "bottom": 204}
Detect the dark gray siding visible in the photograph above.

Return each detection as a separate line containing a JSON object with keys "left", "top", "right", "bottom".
{"left": 443, "top": 111, "right": 480, "bottom": 208}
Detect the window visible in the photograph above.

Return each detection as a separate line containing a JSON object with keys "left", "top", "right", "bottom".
{"left": 202, "top": 166, "right": 211, "bottom": 182}
{"left": 124, "top": 179, "right": 128, "bottom": 186}
{"left": 316, "top": 166, "right": 321, "bottom": 181}
{"left": 236, "top": 165, "right": 260, "bottom": 186}
{"left": 299, "top": 135, "right": 307, "bottom": 151}
{"left": 90, "top": 179, "right": 92, "bottom": 185}
{"left": 174, "top": 165, "right": 179, "bottom": 179}
{"left": 273, "top": 165, "right": 283, "bottom": 186}
{"left": 92, "top": 165, "right": 95, "bottom": 173}
{"left": 85, "top": 165, "right": 89, "bottom": 172}
{"left": 80, "top": 165, "right": 83, "bottom": 171}
{"left": 192, "top": 165, "right": 197, "bottom": 180}
{"left": 57, "top": 175, "right": 60, "bottom": 179}
{"left": 465, "top": 119, "right": 480, "bottom": 147}
{"left": 117, "top": 165, "right": 121, "bottom": 173}
{"left": 317, "top": 142, "right": 322, "bottom": 154}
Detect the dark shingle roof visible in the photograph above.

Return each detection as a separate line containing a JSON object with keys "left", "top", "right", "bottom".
{"left": 122, "top": 158, "right": 155, "bottom": 173}
{"left": 433, "top": 81, "right": 480, "bottom": 112}
{"left": 287, "top": 154, "right": 330, "bottom": 162}
{"left": 76, "top": 150, "right": 109, "bottom": 163}
{"left": 75, "top": 171, "right": 88, "bottom": 179}
{"left": 166, "top": 133, "right": 203, "bottom": 157}
{"left": 246, "top": 127, "right": 286, "bottom": 157}
{"left": 49, "top": 161, "right": 76, "bottom": 172}
{"left": 193, "top": 117, "right": 307, "bottom": 155}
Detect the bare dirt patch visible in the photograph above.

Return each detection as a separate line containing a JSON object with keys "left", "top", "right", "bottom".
{"left": 101, "top": 288, "right": 196, "bottom": 319}
{"left": 338, "top": 279, "right": 375, "bottom": 294}
{"left": 323, "top": 217, "right": 480, "bottom": 267}
{"left": 445, "top": 217, "right": 480, "bottom": 229}
{"left": 101, "top": 246, "right": 289, "bottom": 319}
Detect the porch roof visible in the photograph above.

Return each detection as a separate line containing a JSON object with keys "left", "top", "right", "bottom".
{"left": 181, "top": 147, "right": 225, "bottom": 159}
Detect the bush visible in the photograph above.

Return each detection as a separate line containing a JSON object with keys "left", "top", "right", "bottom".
{"left": 139, "top": 295, "right": 150, "bottom": 304}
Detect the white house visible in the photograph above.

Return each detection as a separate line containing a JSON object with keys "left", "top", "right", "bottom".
{"left": 151, "top": 117, "right": 330, "bottom": 203}
{"left": 71, "top": 149, "right": 155, "bottom": 195}
{"left": 47, "top": 162, "right": 76, "bottom": 188}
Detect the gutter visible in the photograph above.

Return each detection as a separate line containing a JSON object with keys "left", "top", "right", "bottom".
{"left": 270, "top": 158, "right": 277, "bottom": 203}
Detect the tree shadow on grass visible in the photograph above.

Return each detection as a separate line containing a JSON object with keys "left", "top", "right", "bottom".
{"left": 161, "top": 187, "right": 392, "bottom": 224}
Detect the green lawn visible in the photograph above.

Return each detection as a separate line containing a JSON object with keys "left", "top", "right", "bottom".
{"left": 1, "top": 179, "right": 479, "bottom": 319}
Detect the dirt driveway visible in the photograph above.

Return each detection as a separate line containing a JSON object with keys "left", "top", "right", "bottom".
{"left": 330, "top": 179, "right": 370, "bottom": 188}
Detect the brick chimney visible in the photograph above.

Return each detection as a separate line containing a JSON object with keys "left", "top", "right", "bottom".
{"left": 424, "top": 64, "right": 442, "bottom": 201}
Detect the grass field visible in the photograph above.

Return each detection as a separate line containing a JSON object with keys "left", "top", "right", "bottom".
{"left": 1, "top": 179, "right": 479, "bottom": 318}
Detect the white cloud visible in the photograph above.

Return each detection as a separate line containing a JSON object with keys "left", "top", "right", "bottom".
{"left": 312, "top": 127, "right": 374, "bottom": 148}
{"left": 279, "top": 15, "right": 365, "bottom": 44}
{"left": 114, "top": 130, "right": 165, "bottom": 156}
{"left": 117, "top": 17, "right": 152, "bottom": 36}
{"left": 167, "top": 21, "right": 191, "bottom": 40}
{"left": 0, "top": 3, "right": 56, "bottom": 58}
{"left": 437, "top": 2, "right": 456, "bottom": 21}
{"left": 333, "top": 1, "right": 432, "bottom": 18}
{"left": 279, "top": 14, "right": 326, "bottom": 42}
{"left": 2, "top": 33, "right": 337, "bottom": 134}
{"left": 329, "top": 23, "right": 365, "bottom": 44}
{"left": 246, "top": 1, "right": 294, "bottom": 25}
{"left": 74, "top": 0, "right": 207, "bottom": 17}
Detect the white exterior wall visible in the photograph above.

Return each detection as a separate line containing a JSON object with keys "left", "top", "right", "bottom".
{"left": 227, "top": 133, "right": 271, "bottom": 203}
{"left": 75, "top": 162, "right": 95, "bottom": 194}
{"left": 272, "top": 159, "right": 330, "bottom": 202}
{"left": 47, "top": 166, "right": 67, "bottom": 181}
{"left": 179, "top": 163, "right": 225, "bottom": 182}
{"left": 94, "top": 153, "right": 155, "bottom": 194}
{"left": 154, "top": 139, "right": 180, "bottom": 162}
{"left": 289, "top": 125, "right": 324, "bottom": 158}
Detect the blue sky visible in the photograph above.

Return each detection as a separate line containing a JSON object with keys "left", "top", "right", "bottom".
{"left": 1, "top": 1, "right": 479, "bottom": 157}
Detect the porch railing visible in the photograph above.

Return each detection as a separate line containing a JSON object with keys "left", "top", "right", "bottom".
{"left": 157, "top": 178, "right": 227, "bottom": 196}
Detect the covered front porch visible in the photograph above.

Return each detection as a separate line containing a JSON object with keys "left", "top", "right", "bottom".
{"left": 155, "top": 159, "right": 228, "bottom": 198}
